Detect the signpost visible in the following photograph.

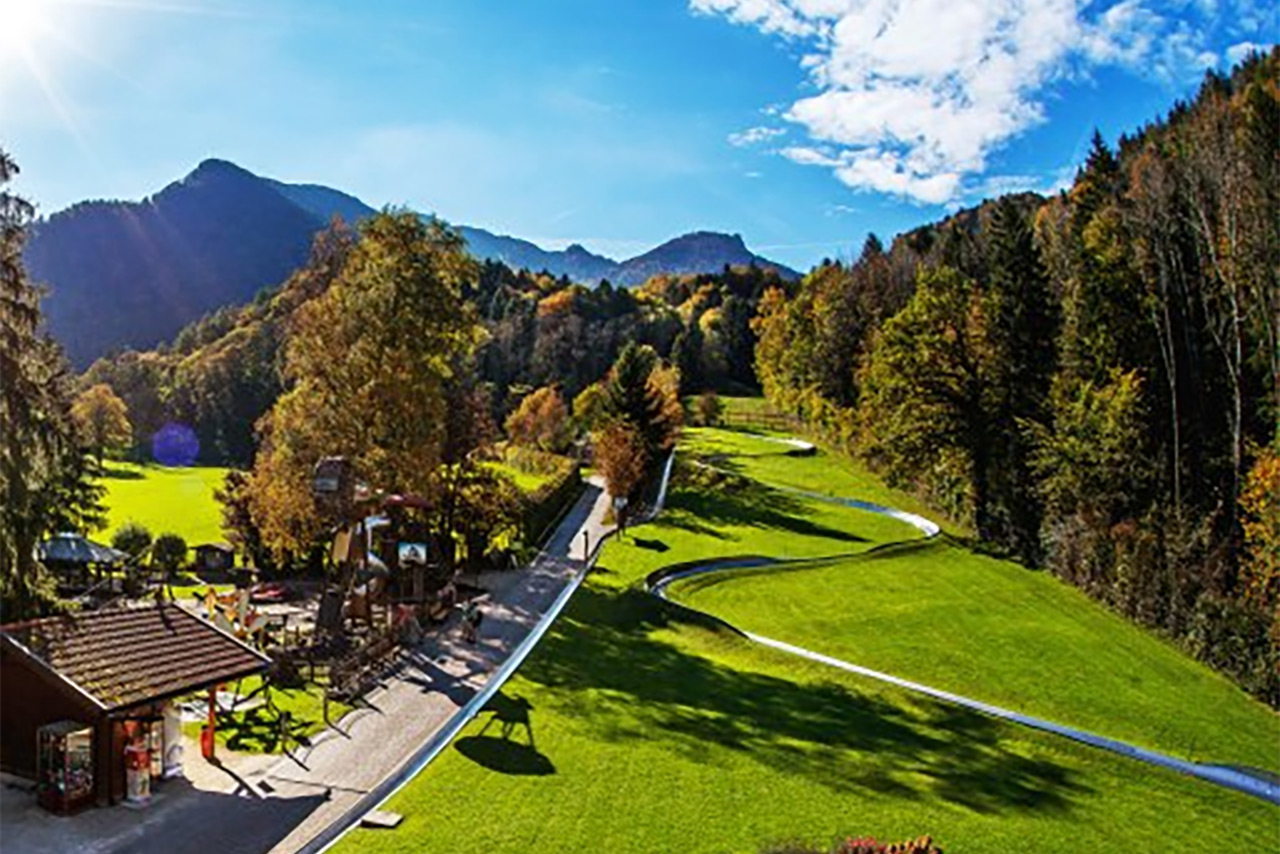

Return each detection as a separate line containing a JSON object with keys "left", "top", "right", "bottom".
{"left": 613, "top": 496, "right": 628, "bottom": 539}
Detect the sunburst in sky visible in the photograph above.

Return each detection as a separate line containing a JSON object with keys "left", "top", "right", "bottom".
{"left": 3, "top": 1, "right": 1275, "bottom": 270}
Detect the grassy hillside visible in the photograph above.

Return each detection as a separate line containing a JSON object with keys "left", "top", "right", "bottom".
{"left": 674, "top": 429, "right": 1280, "bottom": 774}
{"left": 335, "top": 428, "right": 1276, "bottom": 854}
{"left": 99, "top": 461, "right": 230, "bottom": 546}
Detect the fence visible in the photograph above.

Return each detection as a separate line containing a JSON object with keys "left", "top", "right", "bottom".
{"left": 716, "top": 409, "right": 802, "bottom": 433}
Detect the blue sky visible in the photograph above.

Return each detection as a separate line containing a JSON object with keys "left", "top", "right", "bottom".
{"left": 1, "top": 0, "right": 1274, "bottom": 270}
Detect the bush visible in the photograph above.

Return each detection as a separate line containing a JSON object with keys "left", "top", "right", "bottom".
{"left": 151, "top": 533, "right": 188, "bottom": 573}
{"left": 111, "top": 522, "right": 152, "bottom": 558}
{"left": 520, "top": 461, "right": 583, "bottom": 548}
{"left": 697, "top": 390, "right": 723, "bottom": 426}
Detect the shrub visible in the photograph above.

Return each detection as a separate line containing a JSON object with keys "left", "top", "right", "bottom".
{"left": 111, "top": 522, "right": 152, "bottom": 558}
{"left": 151, "top": 533, "right": 188, "bottom": 573}
{"left": 519, "top": 460, "right": 583, "bottom": 548}
{"left": 697, "top": 390, "right": 723, "bottom": 426}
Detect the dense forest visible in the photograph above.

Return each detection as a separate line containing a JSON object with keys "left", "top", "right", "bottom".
{"left": 9, "top": 53, "right": 1276, "bottom": 704}
{"left": 753, "top": 52, "right": 1279, "bottom": 705}
{"left": 81, "top": 235, "right": 788, "bottom": 466}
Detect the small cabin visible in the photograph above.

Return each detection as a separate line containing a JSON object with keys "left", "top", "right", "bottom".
{"left": 0, "top": 603, "right": 270, "bottom": 809}
{"left": 192, "top": 543, "right": 235, "bottom": 572}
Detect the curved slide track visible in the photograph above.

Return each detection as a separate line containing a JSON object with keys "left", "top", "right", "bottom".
{"left": 651, "top": 442, "right": 1280, "bottom": 806}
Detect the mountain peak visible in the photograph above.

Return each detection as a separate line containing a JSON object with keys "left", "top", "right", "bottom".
{"left": 186, "top": 158, "right": 256, "bottom": 182}
{"left": 658, "top": 231, "right": 748, "bottom": 251}
{"left": 613, "top": 229, "right": 795, "bottom": 285}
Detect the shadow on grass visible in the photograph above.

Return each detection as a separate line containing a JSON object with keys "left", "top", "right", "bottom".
{"left": 661, "top": 482, "right": 867, "bottom": 546}
{"left": 102, "top": 466, "right": 146, "bottom": 480}
{"left": 633, "top": 537, "right": 670, "bottom": 552}
{"left": 521, "top": 585, "right": 1086, "bottom": 815}
{"left": 221, "top": 704, "right": 317, "bottom": 754}
{"left": 457, "top": 691, "right": 554, "bottom": 775}
{"left": 455, "top": 737, "right": 556, "bottom": 776}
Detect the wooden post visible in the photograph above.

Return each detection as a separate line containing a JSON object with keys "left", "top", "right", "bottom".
{"left": 202, "top": 685, "right": 217, "bottom": 761}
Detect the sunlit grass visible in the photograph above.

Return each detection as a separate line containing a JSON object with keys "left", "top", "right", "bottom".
{"left": 98, "top": 460, "right": 230, "bottom": 548}
{"left": 335, "top": 428, "right": 1277, "bottom": 853}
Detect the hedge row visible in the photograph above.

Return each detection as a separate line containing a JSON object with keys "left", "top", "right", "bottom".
{"left": 520, "top": 459, "right": 583, "bottom": 548}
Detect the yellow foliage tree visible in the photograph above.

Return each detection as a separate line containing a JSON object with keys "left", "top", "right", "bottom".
{"left": 71, "top": 383, "right": 132, "bottom": 464}
{"left": 1240, "top": 447, "right": 1280, "bottom": 611}
{"left": 247, "top": 211, "right": 484, "bottom": 559}
{"left": 505, "top": 386, "right": 571, "bottom": 453}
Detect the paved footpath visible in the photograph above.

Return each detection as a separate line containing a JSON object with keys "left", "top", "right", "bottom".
{"left": 1, "top": 478, "right": 613, "bottom": 854}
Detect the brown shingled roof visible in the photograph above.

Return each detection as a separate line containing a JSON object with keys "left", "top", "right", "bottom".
{"left": 1, "top": 604, "right": 270, "bottom": 712}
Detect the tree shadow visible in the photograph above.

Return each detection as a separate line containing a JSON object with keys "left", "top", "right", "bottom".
{"left": 521, "top": 586, "right": 1087, "bottom": 814}
{"left": 400, "top": 650, "right": 480, "bottom": 707}
{"left": 454, "top": 736, "right": 555, "bottom": 776}
{"left": 221, "top": 703, "right": 316, "bottom": 754}
{"left": 455, "top": 689, "right": 554, "bottom": 775}
{"left": 661, "top": 481, "right": 867, "bottom": 546}
{"left": 632, "top": 537, "right": 670, "bottom": 552}
{"left": 102, "top": 466, "right": 146, "bottom": 480}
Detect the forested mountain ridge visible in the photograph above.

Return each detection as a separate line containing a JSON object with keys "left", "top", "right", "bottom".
{"left": 754, "top": 51, "right": 1279, "bottom": 705}
{"left": 27, "top": 159, "right": 321, "bottom": 367}
{"left": 82, "top": 221, "right": 790, "bottom": 467}
{"left": 27, "top": 159, "right": 796, "bottom": 367}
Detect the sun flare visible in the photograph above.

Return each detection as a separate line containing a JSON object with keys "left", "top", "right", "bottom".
{"left": 0, "top": 0, "right": 57, "bottom": 55}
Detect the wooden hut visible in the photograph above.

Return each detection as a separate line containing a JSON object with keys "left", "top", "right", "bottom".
{"left": 193, "top": 542, "right": 235, "bottom": 572}
{"left": 0, "top": 603, "right": 269, "bottom": 809}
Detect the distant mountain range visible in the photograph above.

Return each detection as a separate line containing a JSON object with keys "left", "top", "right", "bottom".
{"left": 25, "top": 158, "right": 797, "bottom": 367}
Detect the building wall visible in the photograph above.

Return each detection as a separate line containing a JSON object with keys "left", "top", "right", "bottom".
{"left": 0, "top": 647, "right": 98, "bottom": 781}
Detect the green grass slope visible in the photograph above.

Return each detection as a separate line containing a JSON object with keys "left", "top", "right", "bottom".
{"left": 99, "top": 461, "right": 230, "bottom": 546}
{"left": 336, "top": 434, "right": 1276, "bottom": 854}
{"left": 672, "top": 429, "right": 1280, "bottom": 775}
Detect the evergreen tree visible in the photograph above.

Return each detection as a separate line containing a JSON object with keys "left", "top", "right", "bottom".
{"left": 1, "top": 148, "right": 102, "bottom": 619}
{"left": 604, "top": 342, "right": 670, "bottom": 456}
{"left": 987, "top": 198, "right": 1058, "bottom": 562}
{"left": 671, "top": 326, "right": 704, "bottom": 395}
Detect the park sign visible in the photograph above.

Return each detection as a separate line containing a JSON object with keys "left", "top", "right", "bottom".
{"left": 312, "top": 457, "right": 355, "bottom": 520}
{"left": 398, "top": 542, "right": 429, "bottom": 566}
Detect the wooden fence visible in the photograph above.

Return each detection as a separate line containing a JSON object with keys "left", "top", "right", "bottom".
{"left": 716, "top": 410, "right": 802, "bottom": 432}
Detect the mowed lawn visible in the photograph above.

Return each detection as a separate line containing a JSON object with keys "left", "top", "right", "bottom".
{"left": 674, "top": 428, "right": 1280, "bottom": 775}
{"left": 336, "top": 436, "right": 1276, "bottom": 854}
{"left": 99, "top": 461, "right": 230, "bottom": 546}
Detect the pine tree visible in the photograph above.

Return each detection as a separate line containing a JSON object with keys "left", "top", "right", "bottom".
{"left": 987, "top": 198, "right": 1058, "bottom": 562}
{"left": 1, "top": 149, "right": 102, "bottom": 619}
{"left": 604, "top": 342, "right": 671, "bottom": 456}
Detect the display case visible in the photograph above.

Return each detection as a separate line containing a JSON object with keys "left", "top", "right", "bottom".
{"left": 37, "top": 720, "right": 95, "bottom": 815}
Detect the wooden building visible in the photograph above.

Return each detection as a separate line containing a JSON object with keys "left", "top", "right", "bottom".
{"left": 193, "top": 542, "right": 235, "bottom": 572}
{"left": 0, "top": 603, "right": 269, "bottom": 808}
{"left": 36, "top": 534, "right": 129, "bottom": 590}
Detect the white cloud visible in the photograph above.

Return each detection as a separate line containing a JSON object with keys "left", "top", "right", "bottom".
{"left": 1226, "top": 40, "right": 1264, "bottom": 64}
{"left": 695, "top": 0, "right": 1252, "bottom": 204}
{"left": 728, "top": 125, "right": 786, "bottom": 146}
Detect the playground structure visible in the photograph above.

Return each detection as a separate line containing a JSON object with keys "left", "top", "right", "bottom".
{"left": 311, "top": 458, "right": 464, "bottom": 642}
